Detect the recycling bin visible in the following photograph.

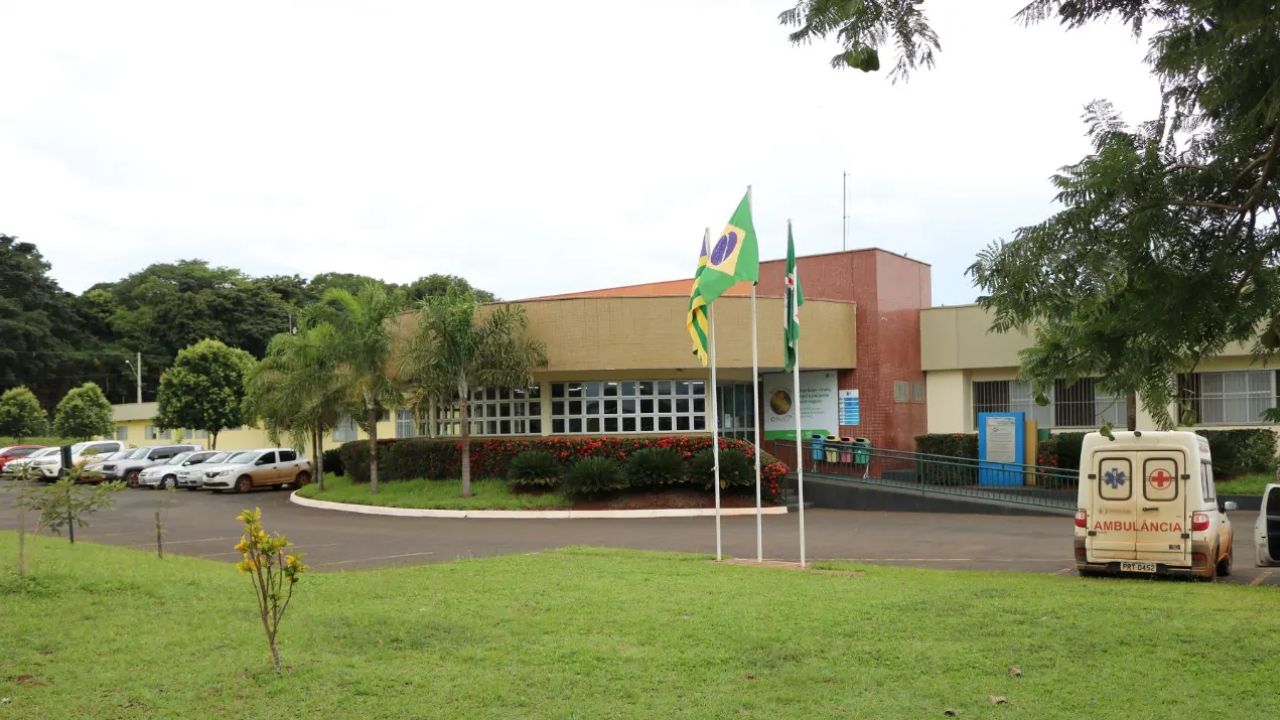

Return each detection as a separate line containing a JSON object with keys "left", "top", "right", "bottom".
{"left": 852, "top": 437, "right": 872, "bottom": 465}
{"left": 839, "top": 437, "right": 854, "bottom": 463}
{"left": 825, "top": 435, "right": 840, "bottom": 463}
{"left": 809, "top": 434, "right": 826, "bottom": 463}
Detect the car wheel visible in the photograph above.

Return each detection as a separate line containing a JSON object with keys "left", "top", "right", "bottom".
{"left": 161, "top": 475, "right": 177, "bottom": 490}
{"left": 235, "top": 475, "right": 253, "bottom": 493}
{"left": 294, "top": 471, "right": 312, "bottom": 488}
{"left": 126, "top": 470, "right": 140, "bottom": 488}
{"left": 1217, "top": 548, "right": 1233, "bottom": 577}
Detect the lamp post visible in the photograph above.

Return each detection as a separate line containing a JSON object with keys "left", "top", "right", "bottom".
{"left": 124, "top": 352, "right": 142, "bottom": 404}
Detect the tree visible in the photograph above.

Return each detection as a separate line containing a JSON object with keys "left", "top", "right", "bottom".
{"left": 306, "top": 285, "right": 404, "bottom": 494}
{"left": 783, "top": 1, "right": 1280, "bottom": 428}
{"left": 0, "top": 386, "right": 48, "bottom": 440}
{"left": 52, "top": 382, "right": 115, "bottom": 440}
{"left": 404, "top": 290, "right": 546, "bottom": 497}
{"left": 245, "top": 326, "right": 345, "bottom": 490}
{"left": 155, "top": 339, "right": 256, "bottom": 449}
{"left": 404, "top": 274, "right": 497, "bottom": 304}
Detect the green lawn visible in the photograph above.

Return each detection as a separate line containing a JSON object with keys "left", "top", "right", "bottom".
{"left": 296, "top": 475, "right": 571, "bottom": 510}
{"left": 1216, "top": 473, "right": 1273, "bottom": 496}
{"left": 2, "top": 533, "right": 1279, "bottom": 718}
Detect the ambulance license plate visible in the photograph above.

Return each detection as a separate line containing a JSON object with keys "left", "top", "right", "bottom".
{"left": 1119, "top": 561, "right": 1157, "bottom": 573}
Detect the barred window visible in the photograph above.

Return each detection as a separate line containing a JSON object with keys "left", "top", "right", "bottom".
{"left": 332, "top": 416, "right": 358, "bottom": 442}
{"left": 395, "top": 409, "right": 427, "bottom": 438}
{"left": 1179, "top": 371, "right": 1276, "bottom": 425}
{"left": 551, "top": 380, "right": 706, "bottom": 434}
{"left": 435, "top": 386, "right": 542, "bottom": 437}
{"left": 716, "top": 382, "right": 755, "bottom": 442}
{"left": 972, "top": 378, "right": 1125, "bottom": 429}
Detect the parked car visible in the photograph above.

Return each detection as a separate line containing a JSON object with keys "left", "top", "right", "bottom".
{"left": 102, "top": 444, "right": 202, "bottom": 487}
{"left": 79, "top": 449, "right": 135, "bottom": 483}
{"left": 138, "top": 451, "right": 201, "bottom": 489}
{"left": 21, "top": 439, "right": 125, "bottom": 480}
{"left": 200, "top": 449, "right": 312, "bottom": 493}
{"left": 0, "top": 445, "right": 44, "bottom": 472}
{"left": 1255, "top": 483, "right": 1280, "bottom": 566}
{"left": 175, "top": 451, "right": 230, "bottom": 490}
{"left": 1074, "top": 431, "right": 1236, "bottom": 579}
{"left": 0, "top": 446, "right": 59, "bottom": 478}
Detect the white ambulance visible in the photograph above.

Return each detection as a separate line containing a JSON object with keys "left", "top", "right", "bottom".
{"left": 1255, "top": 483, "right": 1280, "bottom": 566}
{"left": 1074, "top": 431, "right": 1235, "bottom": 579}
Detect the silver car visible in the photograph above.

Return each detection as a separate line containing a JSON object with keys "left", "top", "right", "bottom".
{"left": 201, "top": 449, "right": 312, "bottom": 493}
{"left": 137, "top": 451, "right": 201, "bottom": 490}
{"left": 174, "top": 450, "right": 229, "bottom": 489}
{"left": 103, "top": 444, "right": 202, "bottom": 487}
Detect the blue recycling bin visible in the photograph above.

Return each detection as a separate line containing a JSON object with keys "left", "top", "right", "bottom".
{"left": 810, "top": 434, "right": 826, "bottom": 463}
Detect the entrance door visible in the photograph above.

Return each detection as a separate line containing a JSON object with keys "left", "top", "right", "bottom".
{"left": 1090, "top": 454, "right": 1137, "bottom": 560}
{"left": 1134, "top": 453, "right": 1188, "bottom": 565}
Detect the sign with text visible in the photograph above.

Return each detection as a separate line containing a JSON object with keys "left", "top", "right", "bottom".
{"left": 977, "top": 411, "right": 1025, "bottom": 487}
{"left": 763, "top": 370, "right": 838, "bottom": 440}
{"left": 838, "top": 389, "right": 860, "bottom": 426}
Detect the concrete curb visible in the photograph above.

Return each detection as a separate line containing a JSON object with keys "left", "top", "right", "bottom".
{"left": 289, "top": 490, "right": 789, "bottom": 519}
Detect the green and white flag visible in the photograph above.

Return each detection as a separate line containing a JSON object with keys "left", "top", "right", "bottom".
{"left": 784, "top": 221, "right": 804, "bottom": 372}
{"left": 698, "top": 190, "right": 759, "bottom": 304}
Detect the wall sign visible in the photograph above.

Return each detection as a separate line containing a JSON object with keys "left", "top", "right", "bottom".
{"left": 838, "top": 389, "right": 860, "bottom": 426}
{"left": 762, "top": 371, "right": 838, "bottom": 440}
{"left": 977, "top": 411, "right": 1025, "bottom": 487}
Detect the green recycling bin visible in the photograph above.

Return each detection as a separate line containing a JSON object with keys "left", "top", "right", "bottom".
{"left": 852, "top": 437, "right": 871, "bottom": 464}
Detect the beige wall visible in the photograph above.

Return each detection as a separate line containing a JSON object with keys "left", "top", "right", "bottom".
{"left": 512, "top": 295, "right": 856, "bottom": 372}
{"left": 925, "top": 370, "right": 968, "bottom": 434}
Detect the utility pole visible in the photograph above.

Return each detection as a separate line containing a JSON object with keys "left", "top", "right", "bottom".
{"left": 125, "top": 352, "right": 142, "bottom": 404}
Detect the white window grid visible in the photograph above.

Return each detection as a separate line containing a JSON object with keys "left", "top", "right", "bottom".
{"left": 332, "top": 416, "right": 358, "bottom": 442}
{"left": 972, "top": 379, "right": 1126, "bottom": 429}
{"left": 550, "top": 380, "right": 706, "bottom": 435}
{"left": 1195, "top": 370, "right": 1275, "bottom": 425}
{"left": 395, "top": 409, "right": 428, "bottom": 438}
{"left": 435, "top": 386, "right": 542, "bottom": 437}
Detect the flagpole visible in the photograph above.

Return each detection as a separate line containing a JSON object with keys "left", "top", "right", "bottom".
{"left": 709, "top": 301, "right": 722, "bottom": 561}
{"left": 790, "top": 220, "right": 807, "bottom": 568}
{"left": 751, "top": 285, "right": 763, "bottom": 563}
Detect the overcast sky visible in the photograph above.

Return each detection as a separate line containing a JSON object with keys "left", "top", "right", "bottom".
{"left": 0, "top": 1, "right": 1159, "bottom": 305}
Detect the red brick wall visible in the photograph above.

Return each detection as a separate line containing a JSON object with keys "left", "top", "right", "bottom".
{"left": 755, "top": 249, "right": 930, "bottom": 454}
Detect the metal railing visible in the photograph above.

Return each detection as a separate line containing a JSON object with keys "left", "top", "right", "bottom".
{"left": 774, "top": 439, "right": 1078, "bottom": 511}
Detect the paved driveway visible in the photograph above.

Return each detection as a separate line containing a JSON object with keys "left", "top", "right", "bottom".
{"left": 1, "top": 484, "right": 1275, "bottom": 586}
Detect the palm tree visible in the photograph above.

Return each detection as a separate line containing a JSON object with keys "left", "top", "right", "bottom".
{"left": 404, "top": 289, "right": 546, "bottom": 497}
{"left": 244, "top": 325, "right": 344, "bottom": 490}
{"left": 307, "top": 285, "right": 403, "bottom": 494}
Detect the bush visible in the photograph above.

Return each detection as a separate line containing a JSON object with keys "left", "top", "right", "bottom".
{"left": 915, "top": 433, "right": 978, "bottom": 459}
{"left": 508, "top": 450, "right": 561, "bottom": 489}
{"left": 1049, "top": 432, "right": 1088, "bottom": 471}
{"left": 625, "top": 447, "right": 687, "bottom": 488}
{"left": 689, "top": 449, "right": 753, "bottom": 490}
{"left": 1196, "top": 429, "right": 1277, "bottom": 477}
{"left": 561, "top": 457, "right": 626, "bottom": 498}
{"left": 322, "top": 448, "right": 345, "bottom": 477}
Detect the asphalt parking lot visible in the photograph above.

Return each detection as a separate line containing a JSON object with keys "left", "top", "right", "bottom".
{"left": 1, "top": 483, "right": 1275, "bottom": 586}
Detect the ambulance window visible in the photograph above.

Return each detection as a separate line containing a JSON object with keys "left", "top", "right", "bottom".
{"left": 1098, "top": 458, "right": 1132, "bottom": 501}
{"left": 1143, "top": 458, "right": 1179, "bottom": 502}
{"left": 1201, "top": 462, "right": 1216, "bottom": 502}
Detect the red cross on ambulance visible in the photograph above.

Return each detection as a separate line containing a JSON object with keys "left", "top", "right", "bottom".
{"left": 1149, "top": 468, "right": 1174, "bottom": 490}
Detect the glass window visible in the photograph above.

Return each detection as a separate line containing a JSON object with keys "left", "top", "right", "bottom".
{"left": 549, "top": 378, "right": 707, "bottom": 435}
{"left": 333, "top": 416, "right": 358, "bottom": 442}
{"left": 1180, "top": 370, "right": 1275, "bottom": 425}
{"left": 279, "top": 450, "right": 297, "bottom": 462}
{"left": 435, "top": 386, "right": 541, "bottom": 437}
{"left": 115, "top": 426, "right": 128, "bottom": 441}
{"left": 144, "top": 425, "right": 172, "bottom": 441}
{"left": 714, "top": 382, "right": 756, "bottom": 442}
{"left": 972, "top": 378, "right": 1126, "bottom": 430}
{"left": 395, "top": 409, "right": 424, "bottom": 438}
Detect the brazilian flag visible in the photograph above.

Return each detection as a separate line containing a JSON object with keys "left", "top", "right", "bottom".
{"left": 699, "top": 190, "right": 759, "bottom": 304}
{"left": 686, "top": 229, "right": 711, "bottom": 365}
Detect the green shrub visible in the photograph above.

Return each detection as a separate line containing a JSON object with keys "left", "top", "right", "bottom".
{"left": 914, "top": 433, "right": 979, "bottom": 459}
{"left": 625, "top": 447, "right": 687, "bottom": 488}
{"left": 1196, "top": 429, "right": 1277, "bottom": 477}
{"left": 508, "top": 450, "right": 561, "bottom": 489}
{"left": 689, "top": 448, "right": 753, "bottom": 490}
{"left": 322, "top": 448, "right": 345, "bottom": 477}
{"left": 561, "top": 457, "right": 626, "bottom": 498}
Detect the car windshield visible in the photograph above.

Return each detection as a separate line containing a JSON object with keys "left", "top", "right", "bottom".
{"left": 124, "top": 447, "right": 150, "bottom": 460}
{"left": 227, "top": 451, "right": 260, "bottom": 464}
{"left": 30, "top": 448, "right": 59, "bottom": 458}
{"left": 165, "top": 452, "right": 193, "bottom": 465}
{"left": 204, "top": 452, "right": 231, "bottom": 464}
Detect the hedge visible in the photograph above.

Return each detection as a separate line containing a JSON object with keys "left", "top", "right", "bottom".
{"left": 321, "top": 448, "right": 345, "bottom": 477}
{"left": 1195, "top": 429, "right": 1277, "bottom": 477}
{"left": 338, "top": 435, "right": 790, "bottom": 501}
{"left": 914, "top": 434, "right": 978, "bottom": 460}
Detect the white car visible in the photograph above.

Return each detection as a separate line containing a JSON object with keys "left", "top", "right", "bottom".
{"left": 174, "top": 450, "right": 230, "bottom": 489}
{"left": 23, "top": 440, "right": 124, "bottom": 480}
{"left": 1255, "top": 483, "right": 1280, "bottom": 566}
{"left": 137, "top": 451, "right": 201, "bottom": 489}
{"left": 200, "top": 448, "right": 312, "bottom": 493}
{"left": 1, "top": 447, "right": 60, "bottom": 478}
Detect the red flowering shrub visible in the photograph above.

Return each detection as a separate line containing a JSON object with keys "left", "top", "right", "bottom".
{"left": 339, "top": 435, "right": 790, "bottom": 501}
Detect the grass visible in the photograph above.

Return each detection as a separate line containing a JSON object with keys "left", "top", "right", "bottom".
{"left": 296, "top": 474, "right": 571, "bottom": 510}
{"left": 0, "top": 436, "right": 78, "bottom": 448}
{"left": 1216, "top": 473, "right": 1273, "bottom": 495}
{"left": 2, "top": 534, "right": 1279, "bottom": 719}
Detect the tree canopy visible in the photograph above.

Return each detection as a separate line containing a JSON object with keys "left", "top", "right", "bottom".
{"left": 52, "top": 382, "right": 115, "bottom": 440}
{"left": 0, "top": 386, "right": 49, "bottom": 440}
{"left": 784, "top": 0, "right": 1280, "bottom": 427}
{"left": 155, "top": 339, "right": 257, "bottom": 449}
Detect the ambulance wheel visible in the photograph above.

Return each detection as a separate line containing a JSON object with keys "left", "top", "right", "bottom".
{"left": 1217, "top": 549, "right": 1233, "bottom": 577}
